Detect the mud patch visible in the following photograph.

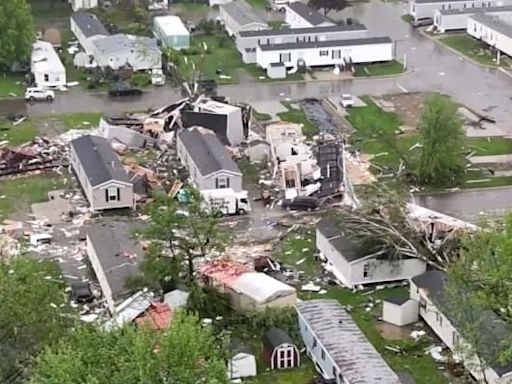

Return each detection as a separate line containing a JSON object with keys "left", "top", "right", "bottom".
{"left": 375, "top": 92, "right": 431, "bottom": 131}
{"left": 375, "top": 321, "right": 414, "bottom": 341}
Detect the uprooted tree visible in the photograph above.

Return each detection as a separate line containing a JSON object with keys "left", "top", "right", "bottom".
{"left": 335, "top": 185, "right": 462, "bottom": 271}
{"left": 141, "top": 189, "right": 229, "bottom": 289}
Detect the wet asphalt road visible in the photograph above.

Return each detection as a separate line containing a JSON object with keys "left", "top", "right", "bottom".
{"left": 20, "top": 2, "right": 512, "bottom": 135}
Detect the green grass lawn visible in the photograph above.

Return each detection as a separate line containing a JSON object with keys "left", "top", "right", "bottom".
{"left": 354, "top": 60, "right": 405, "bottom": 77}
{"left": 253, "top": 110, "right": 272, "bottom": 122}
{"left": 278, "top": 103, "right": 319, "bottom": 138}
{"left": 246, "top": 0, "right": 269, "bottom": 9}
{"left": 243, "top": 64, "right": 305, "bottom": 83}
{"left": 466, "top": 137, "right": 512, "bottom": 156}
{"left": 0, "top": 74, "right": 25, "bottom": 98}
{"left": 303, "top": 287, "right": 449, "bottom": 384}
{"left": 29, "top": 0, "right": 72, "bottom": 26}
{"left": 401, "top": 14, "right": 414, "bottom": 24}
{"left": 178, "top": 35, "right": 243, "bottom": 84}
{"left": 439, "top": 34, "right": 504, "bottom": 66}
{"left": 247, "top": 362, "right": 316, "bottom": 384}
{"left": 464, "top": 175, "right": 512, "bottom": 189}
{"left": 0, "top": 174, "right": 65, "bottom": 220}
{"left": 274, "top": 228, "right": 319, "bottom": 279}
{"left": 269, "top": 20, "right": 286, "bottom": 29}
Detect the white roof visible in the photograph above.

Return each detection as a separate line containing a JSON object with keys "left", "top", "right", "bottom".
{"left": 196, "top": 97, "right": 241, "bottom": 114}
{"left": 154, "top": 15, "right": 189, "bottom": 36}
{"left": 31, "top": 40, "right": 65, "bottom": 74}
{"left": 230, "top": 272, "right": 296, "bottom": 303}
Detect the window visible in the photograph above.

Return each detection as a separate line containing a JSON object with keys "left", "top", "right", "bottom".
{"left": 279, "top": 52, "right": 291, "bottom": 62}
{"left": 419, "top": 296, "right": 427, "bottom": 310}
{"left": 472, "top": 2, "right": 475, "bottom": 6}
{"left": 319, "top": 50, "right": 329, "bottom": 57}
{"left": 105, "top": 187, "right": 120, "bottom": 202}
{"left": 215, "top": 177, "right": 229, "bottom": 189}
{"left": 463, "top": 3, "right": 466, "bottom": 7}
{"left": 55, "top": 75, "right": 60, "bottom": 82}
{"left": 412, "top": 4, "right": 415, "bottom": 11}
{"left": 321, "top": 348, "right": 326, "bottom": 360}
{"left": 44, "top": 74, "right": 49, "bottom": 82}
{"left": 453, "top": 331, "right": 459, "bottom": 346}
{"left": 332, "top": 49, "right": 341, "bottom": 59}
{"left": 363, "top": 263, "right": 370, "bottom": 278}
{"left": 312, "top": 337, "right": 317, "bottom": 348}
{"left": 441, "top": 4, "right": 445, "bottom": 9}
{"left": 448, "top": 4, "right": 451, "bottom": 9}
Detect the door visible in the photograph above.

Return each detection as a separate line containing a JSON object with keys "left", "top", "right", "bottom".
{"left": 277, "top": 346, "right": 295, "bottom": 369}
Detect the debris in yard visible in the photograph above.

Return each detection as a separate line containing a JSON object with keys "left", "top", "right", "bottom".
{"left": 410, "top": 330, "right": 426, "bottom": 340}
{"left": 301, "top": 282, "right": 321, "bottom": 292}
{"left": 426, "top": 345, "right": 447, "bottom": 362}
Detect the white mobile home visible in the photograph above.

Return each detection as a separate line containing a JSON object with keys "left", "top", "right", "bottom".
{"left": 70, "top": 135, "right": 134, "bottom": 211}
{"left": 467, "top": 12, "right": 512, "bottom": 56}
{"left": 31, "top": 41, "right": 66, "bottom": 88}
{"left": 236, "top": 24, "right": 367, "bottom": 64}
{"left": 285, "top": 2, "right": 335, "bottom": 28}
{"left": 69, "top": 0, "right": 98, "bottom": 11}
{"left": 316, "top": 218, "right": 426, "bottom": 288}
{"left": 219, "top": 0, "right": 269, "bottom": 36}
{"left": 177, "top": 127, "right": 243, "bottom": 192}
{"left": 70, "top": 12, "right": 109, "bottom": 55}
{"left": 411, "top": 270, "right": 512, "bottom": 384}
{"left": 434, "top": 5, "right": 512, "bottom": 31}
{"left": 255, "top": 37, "right": 393, "bottom": 71}
{"left": 297, "top": 299, "right": 401, "bottom": 383}
{"left": 153, "top": 15, "right": 190, "bottom": 50}
{"left": 408, "top": 0, "right": 512, "bottom": 21}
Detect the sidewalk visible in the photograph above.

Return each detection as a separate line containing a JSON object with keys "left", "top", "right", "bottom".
{"left": 469, "top": 154, "right": 512, "bottom": 164}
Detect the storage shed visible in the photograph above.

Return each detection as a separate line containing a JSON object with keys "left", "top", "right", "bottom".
{"left": 31, "top": 40, "right": 66, "bottom": 88}
{"left": 228, "top": 340, "right": 257, "bottom": 379}
{"left": 267, "top": 62, "right": 287, "bottom": 79}
{"left": 263, "top": 328, "right": 300, "bottom": 370}
{"left": 153, "top": 15, "right": 190, "bottom": 50}
{"left": 382, "top": 296, "right": 419, "bottom": 327}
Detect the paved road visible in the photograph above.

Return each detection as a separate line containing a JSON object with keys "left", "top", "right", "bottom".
{"left": 20, "top": 2, "right": 512, "bottom": 135}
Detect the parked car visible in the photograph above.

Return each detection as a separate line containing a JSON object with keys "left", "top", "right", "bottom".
{"left": 70, "top": 282, "right": 94, "bottom": 303}
{"left": 25, "top": 87, "right": 54, "bottom": 102}
{"left": 281, "top": 196, "right": 319, "bottom": 211}
{"left": 412, "top": 18, "right": 433, "bottom": 28}
{"left": 108, "top": 82, "right": 143, "bottom": 97}
{"left": 151, "top": 69, "right": 166, "bottom": 86}
{"left": 340, "top": 94, "right": 354, "bottom": 108}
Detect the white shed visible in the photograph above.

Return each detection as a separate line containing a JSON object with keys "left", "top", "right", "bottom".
{"left": 228, "top": 341, "right": 257, "bottom": 379}
{"left": 31, "top": 41, "right": 66, "bottom": 88}
{"left": 382, "top": 296, "right": 419, "bottom": 327}
{"left": 153, "top": 15, "right": 190, "bottom": 50}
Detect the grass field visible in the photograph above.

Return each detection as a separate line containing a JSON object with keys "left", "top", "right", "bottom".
{"left": 247, "top": 362, "right": 316, "bottom": 384}
{"left": 0, "top": 175, "right": 65, "bottom": 220}
{"left": 274, "top": 228, "right": 319, "bottom": 279}
{"left": 354, "top": 60, "right": 405, "bottom": 77}
{"left": 0, "top": 74, "right": 25, "bottom": 99}
{"left": 243, "top": 64, "right": 305, "bottom": 82}
{"left": 278, "top": 103, "right": 319, "bottom": 138}
{"left": 466, "top": 137, "right": 512, "bottom": 156}
{"left": 246, "top": 0, "right": 269, "bottom": 9}
{"left": 439, "top": 34, "right": 506, "bottom": 67}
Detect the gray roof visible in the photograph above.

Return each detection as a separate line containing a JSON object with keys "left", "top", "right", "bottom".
{"left": 439, "top": 5, "right": 512, "bottom": 14}
{"left": 384, "top": 296, "right": 410, "bottom": 306}
{"left": 259, "top": 36, "right": 392, "bottom": 51}
{"left": 412, "top": 270, "right": 512, "bottom": 376}
{"left": 70, "top": 135, "right": 131, "bottom": 187}
{"left": 469, "top": 13, "right": 512, "bottom": 37}
{"left": 286, "top": 2, "right": 335, "bottom": 26}
{"left": 87, "top": 221, "right": 144, "bottom": 301}
{"left": 297, "top": 300, "right": 401, "bottom": 384}
{"left": 92, "top": 34, "right": 159, "bottom": 56}
{"left": 178, "top": 128, "right": 241, "bottom": 176}
{"left": 221, "top": 0, "right": 267, "bottom": 27}
{"left": 71, "top": 12, "right": 109, "bottom": 38}
{"left": 263, "top": 328, "right": 294, "bottom": 350}
{"left": 316, "top": 218, "right": 366, "bottom": 262}
{"left": 238, "top": 24, "right": 367, "bottom": 37}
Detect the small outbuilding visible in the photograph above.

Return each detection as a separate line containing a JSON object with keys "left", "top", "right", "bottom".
{"left": 228, "top": 340, "right": 257, "bottom": 379}
{"left": 219, "top": 0, "right": 269, "bottom": 36}
{"left": 263, "top": 328, "right": 300, "bottom": 370}
{"left": 153, "top": 15, "right": 190, "bottom": 50}
{"left": 266, "top": 62, "right": 287, "bottom": 79}
{"left": 382, "top": 296, "right": 419, "bottom": 327}
{"left": 31, "top": 40, "right": 66, "bottom": 88}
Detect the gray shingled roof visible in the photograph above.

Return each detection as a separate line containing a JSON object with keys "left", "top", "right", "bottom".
{"left": 92, "top": 34, "right": 159, "bottom": 56}
{"left": 238, "top": 24, "right": 366, "bottom": 37}
{"left": 71, "top": 135, "right": 131, "bottom": 187}
{"left": 221, "top": 0, "right": 267, "bottom": 27}
{"left": 87, "top": 221, "right": 144, "bottom": 301}
{"left": 469, "top": 13, "right": 512, "bottom": 37}
{"left": 297, "top": 300, "right": 401, "bottom": 384}
{"left": 71, "top": 12, "right": 109, "bottom": 38}
{"left": 286, "top": 2, "right": 335, "bottom": 26}
{"left": 384, "top": 296, "right": 410, "bottom": 306}
{"left": 178, "top": 128, "right": 241, "bottom": 176}
{"left": 263, "top": 328, "right": 294, "bottom": 350}
{"left": 316, "top": 217, "right": 366, "bottom": 262}
{"left": 412, "top": 270, "right": 512, "bottom": 376}
{"left": 259, "top": 36, "right": 392, "bottom": 51}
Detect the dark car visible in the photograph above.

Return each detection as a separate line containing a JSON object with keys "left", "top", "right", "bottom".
{"left": 108, "top": 82, "right": 143, "bottom": 97}
{"left": 412, "top": 18, "right": 433, "bottom": 28}
{"left": 281, "top": 196, "right": 319, "bottom": 212}
{"left": 70, "top": 282, "right": 94, "bottom": 303}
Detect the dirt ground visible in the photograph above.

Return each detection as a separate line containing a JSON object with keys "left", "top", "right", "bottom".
{"left": 375, "top": 321, "right": 414, "bottom": 341}
{"left": 376, "top": 92, "right": 430, "bottom": 130}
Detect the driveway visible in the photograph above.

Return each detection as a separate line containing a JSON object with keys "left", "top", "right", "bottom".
{"left": 20, "top": 2, "right": 512, "bottom": 135}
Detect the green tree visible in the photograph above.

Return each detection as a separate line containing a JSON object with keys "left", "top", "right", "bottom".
{"left": 142, "top": 190, "right": 229, "bottom": 287}
{"left": 0, "top": 257, "right": 73, "bottom": 383}
{"left": 417, "top": 94, "right": 466, "bottom": 187}
{"left": 29, "top": 312, "right": 229, "bottom": 384}
{"left": 0, "top": 0, "right": 34, "bottom": 69}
